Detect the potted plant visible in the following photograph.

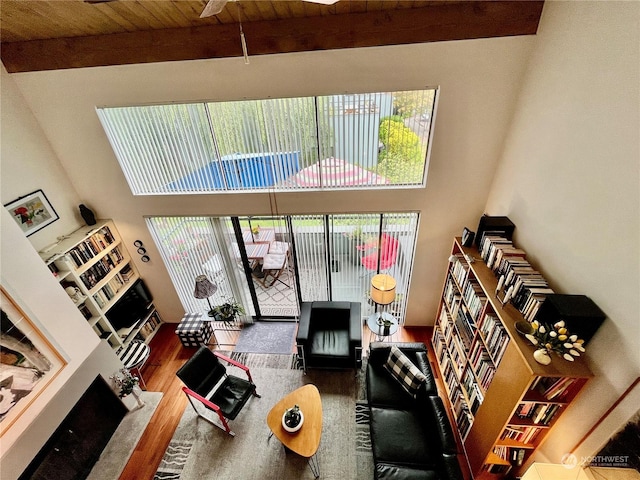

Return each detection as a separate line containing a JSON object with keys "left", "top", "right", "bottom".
{"left": 282, "top": 404, "right": 304, "bottom": 433}
{"left": 212, "top": 299, "right": 245, "bottom": 325}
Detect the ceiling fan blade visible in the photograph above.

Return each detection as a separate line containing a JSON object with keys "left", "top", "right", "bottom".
{"left": 201, "top": 0, "right": 229, "bottom": 18}
{"left": 304, "top": 0, "right": 340, "bottom": 4}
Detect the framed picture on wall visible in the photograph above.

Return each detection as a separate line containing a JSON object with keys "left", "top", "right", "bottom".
{"left": 4, "top": 189, "right": 59, "bottom": 237}
{"left": 0, "top": 286, "right": 67, "bottom": 436}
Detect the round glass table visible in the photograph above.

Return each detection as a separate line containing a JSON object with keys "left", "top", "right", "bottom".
{"left": 367, "top": 312, "right": 398, "bottom": 342}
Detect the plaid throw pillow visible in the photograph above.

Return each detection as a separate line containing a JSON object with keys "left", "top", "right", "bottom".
{"left": 384, "top": 345, "right": 427, "bottom": 398}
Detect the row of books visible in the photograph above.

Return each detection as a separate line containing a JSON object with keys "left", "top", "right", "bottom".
{"left": 469, "top": 344, "right": 496, "bottom": 392}
{"left": 478, "top": 313, "right": 510, "bottom": 367}
{"left": 443, "top": 276, "right": 462, "bottom": 314}
{"left": 454, "top": 303, "right": 475, "bottom": 350}
{"left": 462, "top": 280, "right": 486, "bottom": 323}
{"left": 64, "top": 227, "right": 116, "bottom": 268}
{"left": 79, "top": 249, "right": 125, "bottom": 289}
{"left": 92, "top": 273, "right": 127, "bottom": 307}
{"left": 530, "top": 376, "right": 577, "bottom": 401}
{"left": 440, "top": 307, "right": 467, "bottom": 371}
{"left": 137, "top": 312, "right": 162, "bottom": 340}
{"left": 493, "top": 446, "right": 526, "bottom": 467}
{"left": 450, "top": 253, "right": 469, "bottom": 287}
{"left": 452, "top": 388, "right": 473, "bottom": 440}
{"left": 501, "top": 425, "right": 542, "bottom": 445}
{"left": 462, "top": 368, "right": 484, "bottom": 415}
{"left": 515, "top": 402, "right": 562, "bottom": 426}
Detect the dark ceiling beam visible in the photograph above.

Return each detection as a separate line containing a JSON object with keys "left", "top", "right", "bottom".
{"left": 1, "top": 1, "right": 544, "bottom": 73}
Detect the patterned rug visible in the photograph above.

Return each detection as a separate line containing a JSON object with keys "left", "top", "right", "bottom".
{"left": 154, "top": 356, "right": 373, "bottom": 480}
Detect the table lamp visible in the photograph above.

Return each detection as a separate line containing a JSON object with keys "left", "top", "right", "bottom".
{"left": 194, "top": 275, "right": 217, "bottom": 317}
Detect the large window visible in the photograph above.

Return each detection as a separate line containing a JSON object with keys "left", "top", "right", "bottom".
{"left": 97, "top": 89, "right": 437, "bottom": 195}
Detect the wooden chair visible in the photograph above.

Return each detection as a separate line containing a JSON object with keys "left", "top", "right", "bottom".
{"left": 176, "top": 347, "right": 260, "bottom": 436}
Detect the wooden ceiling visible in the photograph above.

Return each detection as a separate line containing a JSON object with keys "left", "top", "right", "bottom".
{"left": 0, "top": 0, "right": 544, "bottom": 73}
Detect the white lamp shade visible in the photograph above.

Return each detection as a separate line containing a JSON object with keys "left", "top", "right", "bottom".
{"left": 370, "top": 274, "right": 396, "bottom": 305}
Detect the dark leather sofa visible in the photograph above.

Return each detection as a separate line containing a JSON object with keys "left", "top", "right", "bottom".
{"left": 296, "top": 301, "right": 362, "bottom": 371}
{"left": 367, "top": 342, "right": 465, "bottom": 480}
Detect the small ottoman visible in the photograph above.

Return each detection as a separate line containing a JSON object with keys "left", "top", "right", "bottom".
{"left": 175, "top": 313, "right": 215, "bottom": 347}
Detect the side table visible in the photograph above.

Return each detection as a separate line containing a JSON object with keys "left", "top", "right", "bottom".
{"left": 366, "top": 312, "right": 398, "bottom": 342}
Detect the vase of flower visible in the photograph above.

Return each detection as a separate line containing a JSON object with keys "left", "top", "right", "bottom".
{"left": 111, "top": 368, "right": 143, "bottom": 410}
{"left": 282, "top": 404, "right": 304, "bottom": 433}
{"left": 525, "top": 320, "right": 586, "bottom": 363}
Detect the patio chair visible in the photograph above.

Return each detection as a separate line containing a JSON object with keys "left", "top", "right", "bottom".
{"left": 358, "top": 233, "right": 399, "bottom": 272}
{"left": 176, "top": 347, "right": 260, "bottom": 436}
{"left": 257, "top": 252, "right": 289, "bottom": 288}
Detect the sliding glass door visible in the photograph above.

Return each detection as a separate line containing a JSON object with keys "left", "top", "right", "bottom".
{"left": 147, "top": 212, "right": 418, "bottom": 324}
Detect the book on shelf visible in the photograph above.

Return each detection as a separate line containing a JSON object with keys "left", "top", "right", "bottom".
{"left": 450, "top": 253, "right": 470, "bottom": 286}
{"left": 530, "top": 377, "right": 577, "bottom": 401}
{"left": 478, "top": 313, "right": 510, "bottom": 366}
{"left": 501, "top": 426, "right": 542, "bottom": 445}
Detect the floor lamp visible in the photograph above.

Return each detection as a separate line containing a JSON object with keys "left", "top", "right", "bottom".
{"left": 194, "top": 275, "right": 217, "bottom": 317}
{"left": 370, "top": 273, "right": 396, "bottom": 325}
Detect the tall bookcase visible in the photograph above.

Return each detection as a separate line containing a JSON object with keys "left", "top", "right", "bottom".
{"left": 39, "top": 219, "right": 161, "bottom": 350}
{"left": 432, "top": 238, "right": 593, "bottom": 478}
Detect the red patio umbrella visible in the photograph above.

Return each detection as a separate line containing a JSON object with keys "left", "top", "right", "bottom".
{"left": 284, "top": 157, "right": 388, "bottom": 188}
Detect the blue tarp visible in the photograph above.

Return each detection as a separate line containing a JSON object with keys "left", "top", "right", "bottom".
{"left": 167, "top": 152, "right": 300, "bottom": 191}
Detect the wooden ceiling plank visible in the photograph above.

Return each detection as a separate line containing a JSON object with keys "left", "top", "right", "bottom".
{"left": 89, "top": 4, "right": 143, "bottom": 33}
{"left": 136, "top": 1, "right": 192, "bottom": 29}
{"left": 172, "top": 1, "right": 216, "bottom": 25}
{"left": 271, "top": 0, "right": 293, "bottom": 19}
{"left": 253, "top": 0, "right": 280, "bottom": 21}
{"left": 5, "top": 2, "right": 79, "bottom": 40}
{"left": 1, "top": 1, "right": 544, "bottom": 73}
{"left": 0, "top": 9, "right": 44, "bottom": 42}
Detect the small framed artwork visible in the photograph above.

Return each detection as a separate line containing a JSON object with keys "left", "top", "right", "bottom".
{"left": 4, "top": 189, "right": 59, "bottom": 237}
{"left": 1, "top": 286, "right": 67, "bottom": 435}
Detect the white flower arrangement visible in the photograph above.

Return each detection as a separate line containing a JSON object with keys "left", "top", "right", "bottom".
{"left": 110, "top": 368, "right": 140, "bottom": 398}
{"left": 525, "top": 320, "right": 586, "bottom": 362}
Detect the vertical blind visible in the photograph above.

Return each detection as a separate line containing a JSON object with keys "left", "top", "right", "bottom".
{"left": 97, "top": 89, "right": 437, "bottom": 195}
{"left": 146, "top": 216, "right": 254, "bottom": 317}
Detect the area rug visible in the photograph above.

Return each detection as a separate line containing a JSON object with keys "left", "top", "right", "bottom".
{"left": 87, "top": 391, "right": 163, "bottom": 480}
{"left": 233, "top": 321, "right": 297, "bottom": 354}
{"left": 154, "top": 366, "right": 374, "bottom": 480}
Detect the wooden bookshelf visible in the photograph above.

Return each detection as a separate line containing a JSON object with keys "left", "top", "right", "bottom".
{"left": 432, "top": 237, "right": 593, "bottom": 478}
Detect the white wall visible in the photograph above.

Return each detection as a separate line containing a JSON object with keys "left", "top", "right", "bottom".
{"left": 485, "top": 1, "right": 640, "bottom": 464}
{"left": 0, "top": 66, "right": 84, "bottom": 251}
{"left": 0, "top": 208, "right": 123, "bottom": 478}
{"left": 7, "top": 36, "right": 535, "bottom": 325}
{"left": 1, "top": 65, "right": 124, "bottom": 478}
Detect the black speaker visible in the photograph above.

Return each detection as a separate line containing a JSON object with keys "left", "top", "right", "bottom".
{"left": 475, "top": 215, "right": 516, "bottom": 248}
{"left": 534, "top": 294, "right": 606, "bottom": 345}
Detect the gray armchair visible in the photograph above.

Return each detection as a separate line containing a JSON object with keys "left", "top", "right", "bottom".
{"left": 296, "top": 301, "right": 362, "bottom": 372}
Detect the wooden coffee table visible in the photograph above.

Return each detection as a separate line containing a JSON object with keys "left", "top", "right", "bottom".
{"left": 266, "top": 384, "right": 322, "bottom": 478}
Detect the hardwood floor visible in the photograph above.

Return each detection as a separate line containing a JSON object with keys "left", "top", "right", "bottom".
{"left": 118, "top": 322, "right": 435, "bottom": 479}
